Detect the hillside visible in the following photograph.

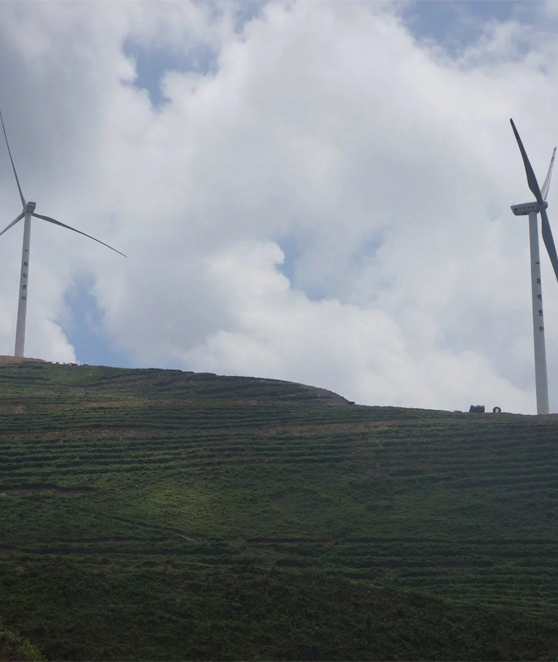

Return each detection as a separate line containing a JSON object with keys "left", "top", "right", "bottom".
{"left": 1, "top": 361, "right": 558, "bottom": 660}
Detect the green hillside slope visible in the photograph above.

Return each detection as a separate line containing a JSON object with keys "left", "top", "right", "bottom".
{"left": 1, "top": 361, "right": 558, "bottom": 660}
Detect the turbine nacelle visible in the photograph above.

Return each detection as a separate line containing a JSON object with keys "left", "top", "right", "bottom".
{"left": 511, "top": 201, "right": 548, "bottom": 216}
{"left": 24, "top": 201, "right": 36, "bottom": 213}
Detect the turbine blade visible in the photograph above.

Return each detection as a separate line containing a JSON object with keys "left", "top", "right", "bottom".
{"left": 541, "top": 147, "right": 556, "bottom": 201}
{"left": 0, "top": 107, "right": 26, "bottom": 208}
{"left": 510, "top": 119, "right": 543, "bottom": 204}
{"left": 541, "top": 208, "right": 558, "bottom": 283}
{"left": 0, "top": 211, "right": 25, "bottom": 239}
{"left": 32, "top": 213, "right": 126, "bottom": 257}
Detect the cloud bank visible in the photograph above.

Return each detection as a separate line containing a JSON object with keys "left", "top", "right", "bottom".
{"left": 1, "top": 1, "right": 558, "bottom": 413}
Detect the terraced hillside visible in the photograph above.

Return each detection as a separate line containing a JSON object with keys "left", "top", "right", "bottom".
{"left": 1, "top": 361, "right": 558, "bottom": 660}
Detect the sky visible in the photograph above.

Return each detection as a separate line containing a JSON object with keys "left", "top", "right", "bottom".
{"left": 1, "top": 0, "right": 558, "bottom": 414}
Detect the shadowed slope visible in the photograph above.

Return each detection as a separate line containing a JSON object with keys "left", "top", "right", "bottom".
{"left": 1, "top": 362, "right": 558, "bottom": 660}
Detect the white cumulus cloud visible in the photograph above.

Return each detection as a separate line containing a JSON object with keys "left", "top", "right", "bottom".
{"left": 0, "top": 1, "right": 558, "bottom": 412}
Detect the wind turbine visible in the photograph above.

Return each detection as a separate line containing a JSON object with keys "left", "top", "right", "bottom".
{"left": 0, "top": 107, "right": 125, "bottom": 358}
{"left": 510, "top": 119, "right": 558, "bottom": 415}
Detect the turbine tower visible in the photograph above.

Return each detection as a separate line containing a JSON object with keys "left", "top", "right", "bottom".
{"left": 0, "top": 107, "right": 125, "bottom": 358}
{"left": 510, "top": 119, "right": 558, "bottom": 415}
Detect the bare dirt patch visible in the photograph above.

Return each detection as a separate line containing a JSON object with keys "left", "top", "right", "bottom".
{"left": 0, "top": 355, "right": 47, "bottom": 365}
{"left": 0, "top": 485, "right": 96, "bottom": 497}
{"left": 65, "top": 401, "right": 125, "bottom": 409}
{"left": 260, "top": 421, "right": 400, "bottom": 436}
{"left": 0, "top": 428, "right": 145, "bottom": 442}
{"left": 0, "top": 405, "right": 25, "bottom": 414}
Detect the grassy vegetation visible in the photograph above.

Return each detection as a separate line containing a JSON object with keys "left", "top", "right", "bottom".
{"left": 1, "top": 361, "right": 558, "bottom": 659}
{"left": 0, "top": 621, "right": 45, "bottom": 662}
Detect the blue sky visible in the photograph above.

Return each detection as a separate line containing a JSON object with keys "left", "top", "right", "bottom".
{"left": 402, "top": 0, "right": 541, "bottom": 53}
{"left": 64, "top": 277, "right": 135, "bottom": 368}
{"left": 123, "top": 39, "right": 218, "bottom": 108}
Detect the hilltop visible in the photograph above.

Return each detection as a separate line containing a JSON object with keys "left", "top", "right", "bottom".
{"left": 0, "top": 356, "right": 47, "bottom": 366}
{"left": 1, "top": 361, "right": 558, "bottom": 660}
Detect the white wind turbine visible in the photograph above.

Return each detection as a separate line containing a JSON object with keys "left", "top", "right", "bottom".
{"left": 0, "top": 108, "right": 125, "bottom": 358}
{"left": 510, "top": 119, "right": 558, "bottom": 415}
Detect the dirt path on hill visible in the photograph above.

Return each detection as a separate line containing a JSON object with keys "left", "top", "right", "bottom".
{"left": 0, "top": 355, "right": 47, "bottom": 365}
